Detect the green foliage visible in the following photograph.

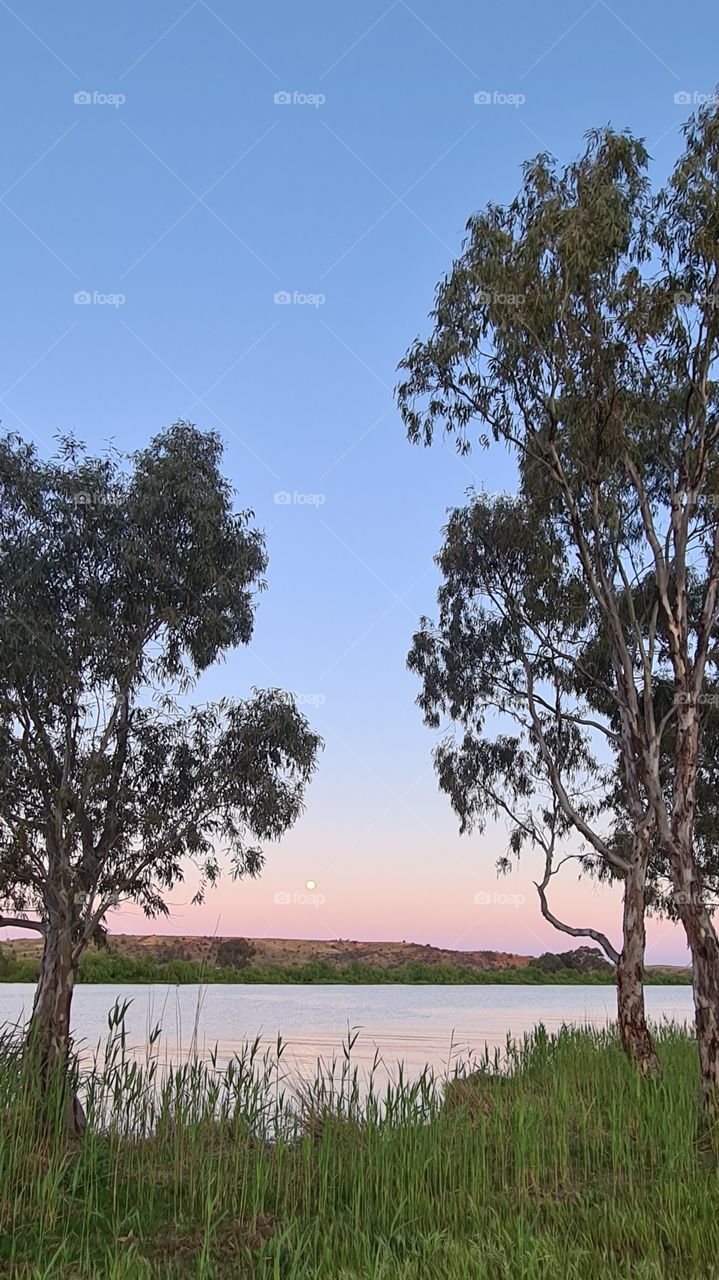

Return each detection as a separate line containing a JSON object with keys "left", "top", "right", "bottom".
{"left": 6, "top": 957, "right": 39, "bottom": 982}
{"left": 396, "top": 101, "right": 719, "bottom": 958}
{"left": 0, "top": 421, "right": 322, "bottom": 940}
{"left": 214, "top": 937, "right": 256, "bottom": 969}
{"left": 0, "top": 951, "right": 689, "bottom": 985}
{"left": 535, "top": 946, "right": 614, "bottom": 974}
{"left": 0, "top": 1022, "right": 714, "bottom": 1276}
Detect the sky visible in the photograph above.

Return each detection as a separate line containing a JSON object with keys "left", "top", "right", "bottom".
{"left": 1, "top": 0, "right": 717, "bottom": 963}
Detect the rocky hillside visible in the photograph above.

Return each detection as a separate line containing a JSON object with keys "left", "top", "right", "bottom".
{"left": 2, "top": 932, "right": 533, "bottom": 970}
{"left": 1, "top": 932, "right": 687, "bottom": 976}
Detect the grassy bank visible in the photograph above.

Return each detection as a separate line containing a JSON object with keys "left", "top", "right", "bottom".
{"left": 0, "top": 951, "right": 691, "bottom": 985}
{"left": 0, "top": 1022, "right": 716, "bottom": 1278}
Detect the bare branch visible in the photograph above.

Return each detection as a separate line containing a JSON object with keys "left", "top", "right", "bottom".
{"left": 534, "top": 879, "right": 620, "bottom": 965}
{"left": 0, "top": 915, "right": 45, "bottom": 934}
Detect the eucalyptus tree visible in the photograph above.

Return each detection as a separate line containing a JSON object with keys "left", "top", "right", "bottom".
{"left": 397, "top": 102, "right": 719, "bottom": 1102}
{"left": 409, "top": 492, "right": 659, "bottom": 1071}
{"left": 0, "top": 423, "right": 321, "bottom": 1117}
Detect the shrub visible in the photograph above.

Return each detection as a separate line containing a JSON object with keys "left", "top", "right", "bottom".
{"left": 214, "top": 938, "right": 256, "bottom": 970}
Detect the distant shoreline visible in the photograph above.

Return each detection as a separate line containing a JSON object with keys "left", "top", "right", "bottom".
{"left": 0, "top": 955, "right": 692, "bottom": 987}
{"left": 0, "top": 931, "right": 690, "bottom": 981}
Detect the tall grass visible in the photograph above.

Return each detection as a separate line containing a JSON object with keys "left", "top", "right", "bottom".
{"left": 0, "top": 1011, "right": 717, "bottom": 1278}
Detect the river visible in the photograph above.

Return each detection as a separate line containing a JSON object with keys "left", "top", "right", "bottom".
{"left": 0, "top": 982, "right": 694, "bottom": 1079}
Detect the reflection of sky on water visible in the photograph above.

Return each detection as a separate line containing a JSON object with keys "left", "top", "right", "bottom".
{"left": 0, "top": 982, "right": 694, "bottom": 1085}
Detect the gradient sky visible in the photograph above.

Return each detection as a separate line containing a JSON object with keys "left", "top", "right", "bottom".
{"left": 1, "top": 0, "right": 717, "bottom": 963}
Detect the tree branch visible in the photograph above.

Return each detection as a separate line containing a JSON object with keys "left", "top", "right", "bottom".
{"left": 0, "top": 915, "right": 46, "bottom": 934}
{"left": 534, "top": 879, "right": 620, "bottom": 965}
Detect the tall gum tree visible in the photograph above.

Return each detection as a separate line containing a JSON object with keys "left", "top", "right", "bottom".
{"left": 407, "top": 492, "right": 659, "bottom": 1072}
{"left": 397, "top": 103, "right": 719, "bottom": 1104}
{"left": 0, "top": 423, "right": 322, "bottom": 1122}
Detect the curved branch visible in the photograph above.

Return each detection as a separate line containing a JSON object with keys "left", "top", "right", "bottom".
{"left": 0, "top": 915, "right": 46, "bottom": 934}
{"left": 533, "top": 880, "right": 620, "bottom": 966}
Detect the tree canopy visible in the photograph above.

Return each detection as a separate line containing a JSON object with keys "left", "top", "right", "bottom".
{"left": 397, "top": 101, "right": 719, "bottom": 1097}
{"left": 0, "top": 422, "right": 321, "bottom": 1077}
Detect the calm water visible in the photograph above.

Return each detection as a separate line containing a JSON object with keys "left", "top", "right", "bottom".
{"left": 0, "top": 983, "right": 695, "bottom": 1078}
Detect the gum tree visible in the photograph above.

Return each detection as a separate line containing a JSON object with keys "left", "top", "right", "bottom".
{"left": 408, "top": 492, "right": 659, "bottom": 1072}
{"left": 397, "top": 103, "right": 719, "bottom": 1103}
{"left": 0, "top": 423, "right": 321, "bottom": 1121}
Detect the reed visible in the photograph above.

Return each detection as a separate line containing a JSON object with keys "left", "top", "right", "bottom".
{"left": 0, "top": 1010, "right": 716, "bottom": 1278}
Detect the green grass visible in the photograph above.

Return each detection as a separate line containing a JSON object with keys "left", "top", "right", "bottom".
{"left": 0, "top": 1014, "right": 717, "bottom": 1278}
{"left": 0, "top": 952, "right": 691, "bottom": 985}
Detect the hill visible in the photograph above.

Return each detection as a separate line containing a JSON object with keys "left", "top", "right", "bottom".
{"left": 0, "top": 932, "right": 688, "bottom": 978}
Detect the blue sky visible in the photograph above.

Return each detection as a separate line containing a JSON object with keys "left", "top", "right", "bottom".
{"left": 1, "top": 0, "right": 717, "bottom": 960}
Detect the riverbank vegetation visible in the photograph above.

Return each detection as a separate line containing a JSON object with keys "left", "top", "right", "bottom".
{"left": 0, "top": 1023, "right": 714, "bottom": 1278}
{"left": 0, "top": 948, "right": 690, "bottom": 985}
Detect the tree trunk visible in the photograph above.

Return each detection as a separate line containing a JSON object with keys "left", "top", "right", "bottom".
{"left": 616, "top": 855, "right": 659, "bottom": 1075}
{"left": 668, "top": 704, "right": 719, "bottom": 1108}
{"left": 676, "top": 888, "right": 719, "bottom": 1109}
{"left": 25, "top": 915, "right": 85, "bottom": 1132}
